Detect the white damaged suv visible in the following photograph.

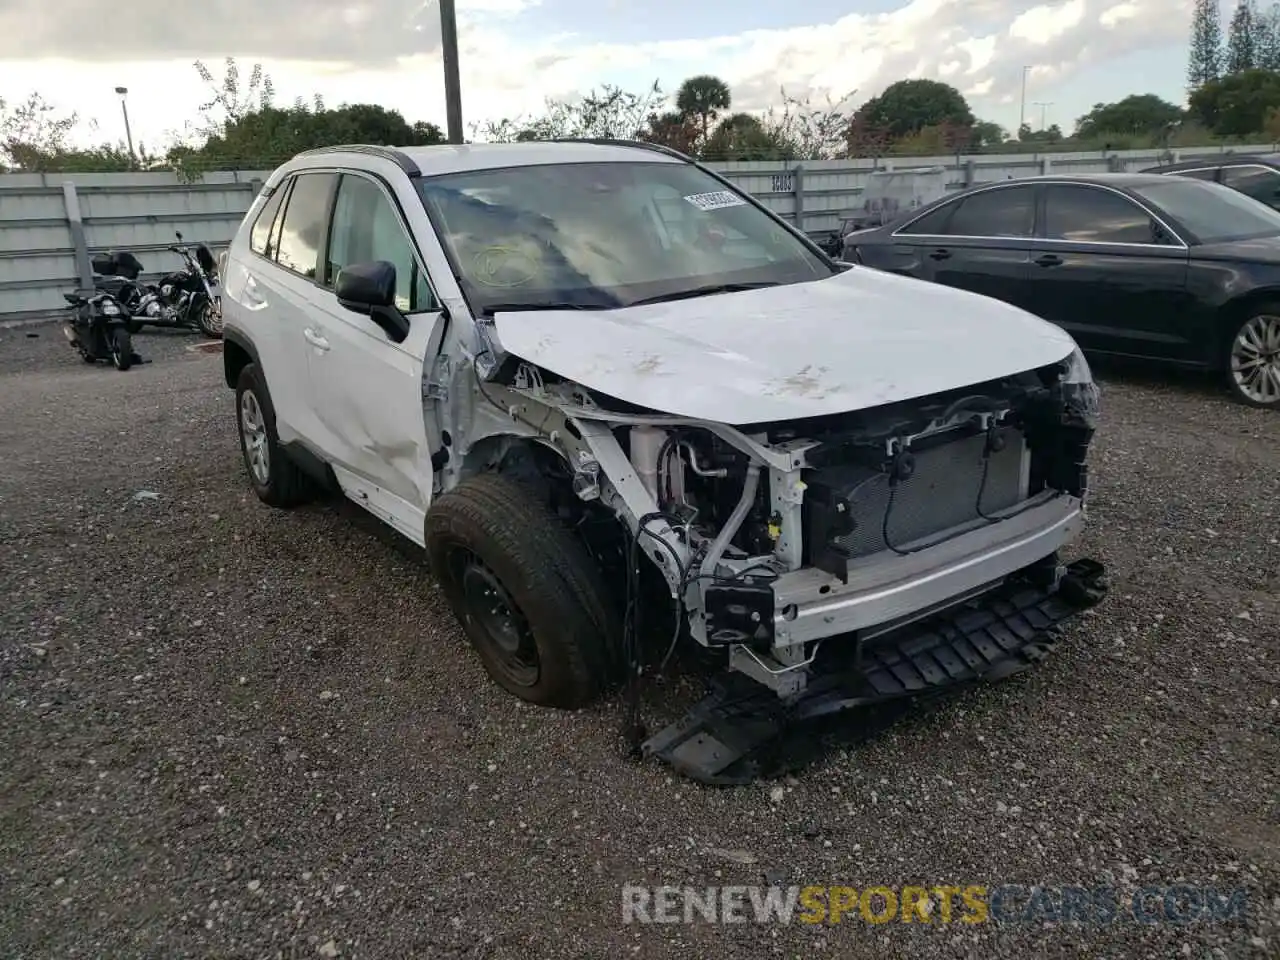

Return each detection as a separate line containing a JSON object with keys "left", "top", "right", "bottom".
{"left": 220, "top": 140, "right": 1106, "bottom": 782}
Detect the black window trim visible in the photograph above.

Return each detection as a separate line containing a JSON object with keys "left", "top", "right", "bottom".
{"left": 894, "top": 180, "right": 1188, "bottom": 250}
{"left": 322, "top": 168, "right": 441, "bottom": 314}
{"left": 249, "top": 178, "right": 291, "bottom": 259}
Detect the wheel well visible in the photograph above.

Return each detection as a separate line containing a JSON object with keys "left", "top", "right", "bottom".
{"left": 1219, "top": 290, "right": 1280, "bottom": 365}
{"left": 223, "top": 340, "right": 253, "bottom": 388}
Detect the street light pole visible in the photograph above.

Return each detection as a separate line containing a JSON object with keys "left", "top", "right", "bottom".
{"left": 438, "top": 0, "right": 463, "bottom": 143}
{"left": 1018, "top": 66, "right": 1030, "bottom": 133}
{"left": 114, "top": 86, "right": 136, "bottom": 167}
{"left": 1033, "top": 101, "right": 1054, "bottom": 130}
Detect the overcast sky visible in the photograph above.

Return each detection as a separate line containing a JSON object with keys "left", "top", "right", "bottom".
{"left": 0, "top": 0, "right": 1193, "bottom": 152}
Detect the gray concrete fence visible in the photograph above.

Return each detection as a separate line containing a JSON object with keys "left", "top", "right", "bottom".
{"left": 1, "top": 143, "right": 1273, "bottom": 324}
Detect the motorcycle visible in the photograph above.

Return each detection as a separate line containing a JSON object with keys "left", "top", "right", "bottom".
{"left": 90, "top": 231, "right": 222, "bottom": 339}
{"left": 61, "top": 289, "right": 139, "bottom": 371}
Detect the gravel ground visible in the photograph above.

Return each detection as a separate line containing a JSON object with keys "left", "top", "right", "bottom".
{"left": 1, "top": 322, "right": 1277, "bottom": 960}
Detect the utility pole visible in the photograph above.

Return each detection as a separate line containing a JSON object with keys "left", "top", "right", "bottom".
{"left": 1018, "top": 66, "right": 1030, "bottom": 132}
{"left": 114, "top": 86, "right": 136, "bottom": 167}
{"left": 1033, "top": 101, "right": 1054, "bottom": 130}
{"left": 438, "top": 0, "right": 463, "bottom": 143}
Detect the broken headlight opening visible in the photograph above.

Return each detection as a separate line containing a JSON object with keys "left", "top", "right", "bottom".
{"left": 1060, "top": 346, "right": 1101, "bottom": 429}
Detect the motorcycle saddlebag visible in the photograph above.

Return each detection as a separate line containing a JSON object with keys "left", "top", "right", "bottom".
{"left": 114, "top": 251, "right": 144, "bottom": 280}
{"left": 90, "top": 253, "right": 116, "bottom": 276}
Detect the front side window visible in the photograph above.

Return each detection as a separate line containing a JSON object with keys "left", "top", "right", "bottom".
{"left": 326, "top": 174, "right": 436, "bottom": 313}
{"left": 274, "top": 172, "right": 336, "bottom": 278}
{"left": 416, "top": 161, "right": 832, "bottom": 311}
{"left": 1220, "top": 164, "right": 1280, "bottom": 208}
{"left": 1131, "top": 177, "right": 1280, "bottom": 244}
{"left": 946, "top": 186, "right": 1035, "bottom": 238}
{"left": 1042, "top": 186, "right": 1157, "bottom": 244}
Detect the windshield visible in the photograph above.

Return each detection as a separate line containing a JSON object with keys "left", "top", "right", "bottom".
{"left": 1130, "top": 178, "right": 1280, "bottom": 244}
{"left": 415, "top": 161, "right": 832, "bottom": 312}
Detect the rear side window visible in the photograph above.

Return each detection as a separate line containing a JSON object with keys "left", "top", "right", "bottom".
{"left": 946, "top": 186, "right": 1035, "bottom": 238}
{"left": 1173, "top": 168, "right": 1219, "bottom": 182}
{"left": 274, "top": 173, "right": 337, "bottom": 279}
{"left": 249, "top": 184, "right": 288, "bottom": 257}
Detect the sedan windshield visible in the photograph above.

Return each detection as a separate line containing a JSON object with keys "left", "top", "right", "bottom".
{"left": 415, "top": 161, "right": 832, "bottom": 312}
{"left": 1130, "top": 178, "right": 1280, "bottom": 244}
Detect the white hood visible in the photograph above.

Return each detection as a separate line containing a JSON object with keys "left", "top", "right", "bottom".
{"left": 491, "top": 267, "right": 1077, "bottom": 424}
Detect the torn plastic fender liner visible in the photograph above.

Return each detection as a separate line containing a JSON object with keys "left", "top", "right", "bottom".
{"left": 642, "top": 557, "right": 1108, "bottom": 786}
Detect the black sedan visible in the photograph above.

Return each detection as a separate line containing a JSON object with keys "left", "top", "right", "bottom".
{"left": 1140, "top": 153, "right": 1280, "bottom": 212}
{"left": 841, "top": 173, "right": 1280, "bottom": 408}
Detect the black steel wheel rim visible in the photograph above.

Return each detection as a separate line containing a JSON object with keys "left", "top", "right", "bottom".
{"left": 454, "top": 549, "right": 539, "bottom": 687}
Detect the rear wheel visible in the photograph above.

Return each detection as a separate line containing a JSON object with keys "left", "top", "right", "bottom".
{"left": 196, "top": 298, "right": 223, "bottom": 339}
{"left": 234, "top": 363, "right": 313, "bottom": 507}
{"left": 425, "top": 473, "right": 621, "bottom": 708}
{"left": 109, "top": 327, "right": 132, "bottom": 371}
{"left": 1226, "top": 311, "right": 1280, "bottom": 409}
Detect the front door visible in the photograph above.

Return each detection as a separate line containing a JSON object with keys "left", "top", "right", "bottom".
{"left": 304, "top": 171, "right": 448, "bottom": 546}
{"left": 1026, "top": 183, "right": 1193, "bottom": 361}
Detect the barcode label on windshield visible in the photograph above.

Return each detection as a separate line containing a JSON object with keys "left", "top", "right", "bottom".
{"left": 683, "top": 191, "right": 746, "bottom": 211}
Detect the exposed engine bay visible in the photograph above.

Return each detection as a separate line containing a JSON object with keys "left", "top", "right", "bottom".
{"left": 460, "top": 340, "right": 1101, "bottom": 703}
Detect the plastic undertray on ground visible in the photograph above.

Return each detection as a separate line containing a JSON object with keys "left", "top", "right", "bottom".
{"left": 641, "top": 558, "right": 1108, "bottom": 786}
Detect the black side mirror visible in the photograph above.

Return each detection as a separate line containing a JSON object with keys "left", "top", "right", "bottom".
{"left": 175, "top": 230, "right": 183, "bottom": 242}
{"left": 335, "top": 261, "right": 410, "bottom": 344}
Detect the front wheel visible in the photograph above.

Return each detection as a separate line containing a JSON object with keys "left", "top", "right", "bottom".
{"left": 1226, "top": 311, "right": 1280, "bottom": 409}
{"left": 424, "top": 473, "right": 621, "bottom": 708}
{"left": 109, "top": 326, "right": 132, "bottom": 371}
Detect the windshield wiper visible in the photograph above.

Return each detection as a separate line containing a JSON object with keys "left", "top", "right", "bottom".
{"left": 481, "top": 301, "right": 613, "bottom": 315}
{"left": 627, "top": 281, "right": 783, "bottom": 307}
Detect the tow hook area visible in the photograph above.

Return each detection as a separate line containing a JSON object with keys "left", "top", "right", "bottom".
{"left": 642, "top": 557, "right": 1109, "bottom": 786}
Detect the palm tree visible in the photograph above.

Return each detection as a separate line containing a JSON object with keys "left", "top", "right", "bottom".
{"left": 676, "top": 75, "right": 732, "bottom": 144}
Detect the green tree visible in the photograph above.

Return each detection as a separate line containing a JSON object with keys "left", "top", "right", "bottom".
{"left": 0, "top": 92, "right": 78, "bottom": 169}
{"left": 171, "top": 103, "right": 445, "bottom": 171}
{"left": 702, "top": 112, "right": 792, "bottom": 161}
{"left": 639, "top": 110, "right": 701, "bottom": 154}
{"left": 970, "top": 121, "right": 1008, "bottom": 149}
{"left": 675, "top": 75, "right": 732, "bottom": 144}
{"left": 759, "top": 88, "right": 856, "bottom": 160}
{"left": 1259, "top": 2, "right": 1280, "bottom": 67}
{"left": 1190, "top": 0, "right": 1225, "bottom": 86}
{"left": 474, "top": 82, "right": 666, "bottom": 143}
{"left": 1074, "top": 95, "right": 1185, "bottom": 139}
{"left": 1226, "top": 0, "right": 1259, "bottom": 73}
{"left": 1188, "top": 66, "right": 1280, "bottom": 133}
{"left": 853, "top": 79, "right": 975, "bottom": 141}
{"left": 193, "top": 57, "right": 275, "bottom": 138}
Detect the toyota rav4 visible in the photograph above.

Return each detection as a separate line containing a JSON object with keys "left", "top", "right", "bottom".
{"left": 219, "top": 140, "right": 1106, "bottom": 783}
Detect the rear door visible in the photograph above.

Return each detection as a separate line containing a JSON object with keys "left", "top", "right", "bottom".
{"left": 889, "top": 183, "right": 1038, "bottom": 310}
{"left": 303, "top": 170, "right": 448, "bottom": 546}
{"left": 1025, "top": 184, "right": 1194, "bottom": 360}
{"left": 233, "top": 172, "right": 338, "bottom": 448}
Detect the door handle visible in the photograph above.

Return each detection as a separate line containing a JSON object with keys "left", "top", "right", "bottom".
{"left": 303, "top": 327, "right": 330, "bottom": 351}
{"left": 928, "top": 248, "right": 952, "bottom": 261}
{"left": 1034, "top": 254, "right": 1064, "bottom": 268}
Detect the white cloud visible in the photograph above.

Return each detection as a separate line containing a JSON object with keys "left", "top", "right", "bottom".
{"left": 0, "top": 0, "right": 1191, "bottom": 152}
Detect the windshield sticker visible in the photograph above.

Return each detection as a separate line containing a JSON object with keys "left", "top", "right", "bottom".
{"left": 683, "top": 191, "right": 747, "bottom": 212}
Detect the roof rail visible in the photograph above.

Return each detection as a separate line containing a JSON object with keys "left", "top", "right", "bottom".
{"left": 545, "top": 138, "right": 694, "bottom": 162}
{"left": 292, "top": 144, "right": 421, "bottom": 176}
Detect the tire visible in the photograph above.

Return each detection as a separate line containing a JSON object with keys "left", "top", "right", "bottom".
{"left": 109, "top": 327, "right": 132, "bottom": 371}
{"left": 1224, "top": 309, "right": 1280, "bottom": 409}
{"left": 234, "top": 363, "right": 313, "bottom": 508}
{"left": 196, "top": 298, "right": 223, "bottom": 340}
{"left": 425, "top": 472, "right": 622, "bottom": 709}
{"left": 125, "top": 319, "right": 143, "bottom": 335}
